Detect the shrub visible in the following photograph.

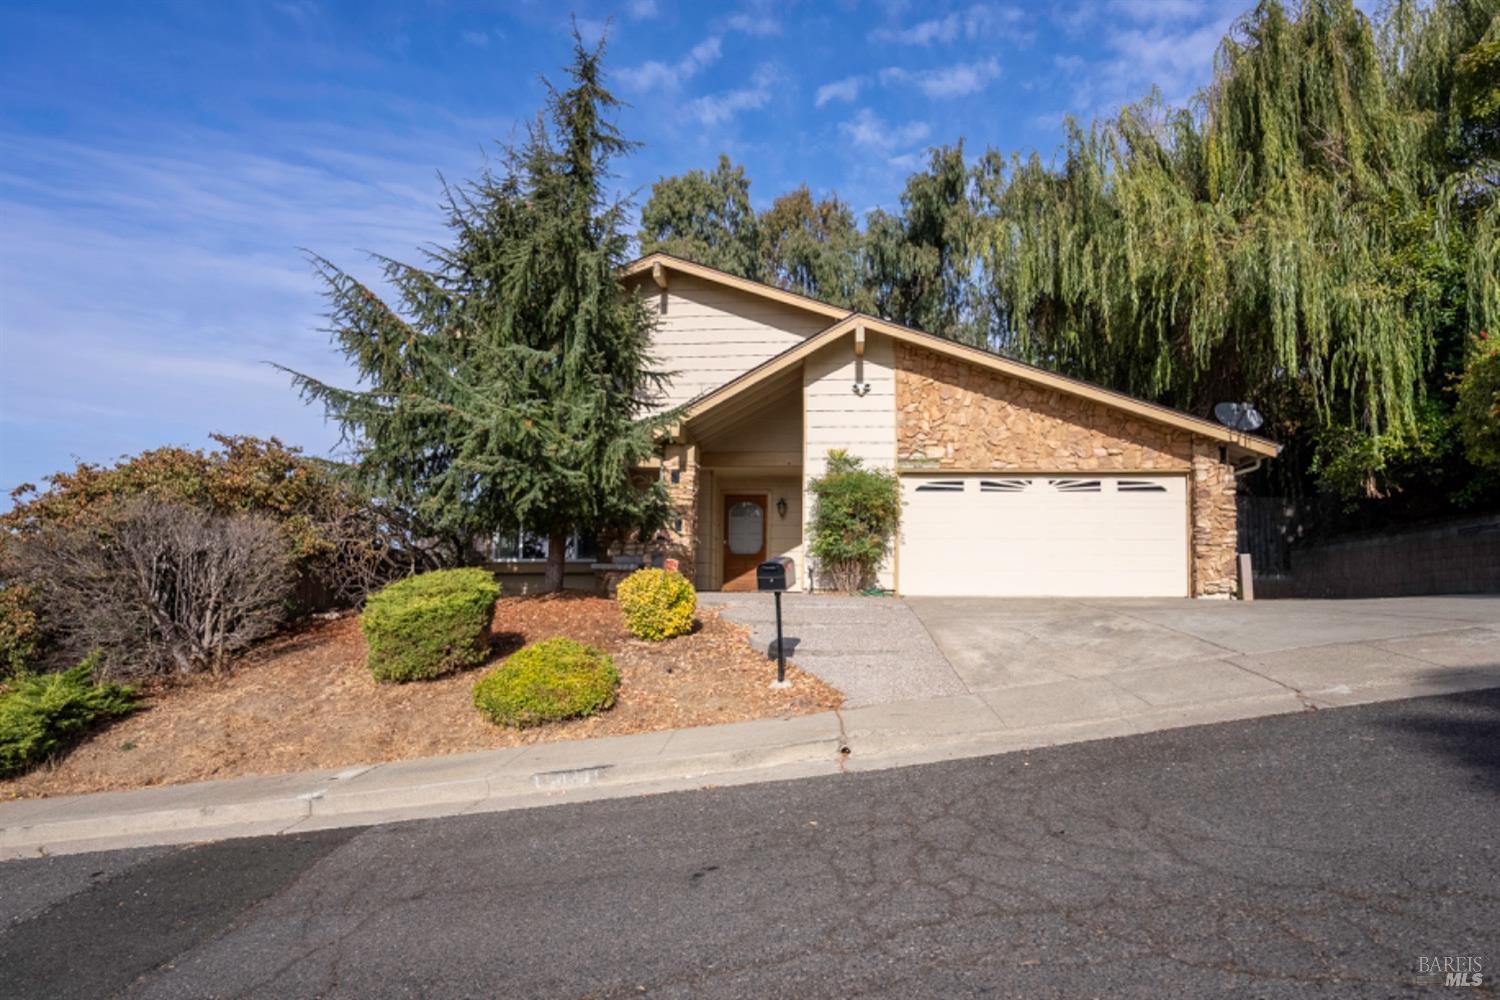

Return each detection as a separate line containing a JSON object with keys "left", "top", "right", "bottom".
{"left": 0, "top": 584, "right": 40, "bottom": 678}
{"left": 473, "top": 638, "right": 618, "bottom": 728}
{"left": 0, "top": 653, "right": 138, "bottom": 777}
{"left": 361, "top": 568, "right": 501, "bottom": 683}
{"left": 807, "top": 449, "right": 901, "bottom": 592}
{"left": 7, "top": 500, "right": 293, "bottom": 679}
{"left": 1, "top": 435, "right": 447, "bottom": 612}
{"left": 616, "top": 568, "right": 696, "bottom": 640}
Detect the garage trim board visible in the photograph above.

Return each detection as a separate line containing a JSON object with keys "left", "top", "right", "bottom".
{"left": 897, "top": 474, "right": 1191, "bottom": 597}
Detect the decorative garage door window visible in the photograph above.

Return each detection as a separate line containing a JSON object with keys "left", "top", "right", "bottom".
{"left": 979, "top": 479, "right": 1032, "bottom": 492}
{"left": 727, "top": 500, "right": 765, "bottom": 555}
{"left": 1118, "top": 479, "right": 1168, "bottom": 492}
{"left": 1049, "top": 479, "right": 1102, "bottom": 492}
{"left": 914, "top": 480, "right": 966, "bottom": 492}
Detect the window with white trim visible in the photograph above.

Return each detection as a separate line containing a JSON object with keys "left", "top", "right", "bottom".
{"left": 489, "top": 529, "right": 598, "bottom": 562}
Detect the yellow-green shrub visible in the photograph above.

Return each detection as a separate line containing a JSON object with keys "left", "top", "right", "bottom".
{"left": 0, "top": 653, "right": 137, "bottom": 777}
{"left": 615, "top": 568, "right": 696, "bottom": 640}
{"left": 361, "top": 568, "right": 501, "bottom": 683}
{"left": 472, "top": 638, "right": 619, "bottom": 728}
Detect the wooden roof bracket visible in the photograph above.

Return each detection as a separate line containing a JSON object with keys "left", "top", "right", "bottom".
{"left": 852, "top": 323, "right": 869, "bottom": 396}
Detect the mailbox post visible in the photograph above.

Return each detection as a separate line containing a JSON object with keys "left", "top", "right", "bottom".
{"left": 756, "top": 557, "right": 795, "bottom": 688}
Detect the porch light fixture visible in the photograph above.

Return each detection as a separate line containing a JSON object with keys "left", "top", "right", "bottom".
{"left": 776, "top": 497, "right": 788, "bottom": 519}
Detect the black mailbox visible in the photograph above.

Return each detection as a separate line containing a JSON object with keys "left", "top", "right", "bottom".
{"left": 757, "top": 556, "right": 796, "bottom": 592}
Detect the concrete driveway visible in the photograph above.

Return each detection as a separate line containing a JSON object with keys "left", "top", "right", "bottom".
{"left": 707, "top": 592, "right": 1500, "bottom": 712}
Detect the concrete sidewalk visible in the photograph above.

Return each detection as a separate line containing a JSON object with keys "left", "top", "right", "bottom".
{"left": 4, "top": 620, "right": 1498, "bottom": 860}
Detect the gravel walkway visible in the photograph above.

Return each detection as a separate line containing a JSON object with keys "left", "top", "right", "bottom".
{"left": 699, "top": 593, "right": 967, "bottom": 707}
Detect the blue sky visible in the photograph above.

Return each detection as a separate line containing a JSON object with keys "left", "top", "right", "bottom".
{"left": 1, "top": 0, "right": 1272, "bottom": 496}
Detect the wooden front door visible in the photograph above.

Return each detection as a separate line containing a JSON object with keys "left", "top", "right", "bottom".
{"left": 722, "top": 494, "right": 767, "bottom": 591}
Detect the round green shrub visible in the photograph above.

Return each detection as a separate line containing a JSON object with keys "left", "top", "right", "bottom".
{"left": 473, "top": 638, "right": 619, "bottom": 728}
{"left": 361, "top": 568, "right": 501, "bottom": 683}
{"left": 615, "top": 568, "right": 696, "bottom": 641}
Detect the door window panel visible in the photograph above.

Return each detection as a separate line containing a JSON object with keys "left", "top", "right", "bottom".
{"left": 727, "top": 501, "right": 764, "bottom": 555}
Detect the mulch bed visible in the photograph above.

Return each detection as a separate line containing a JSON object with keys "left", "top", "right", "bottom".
{"left": 0, "top": 594, "right": 842, "bottom": 800}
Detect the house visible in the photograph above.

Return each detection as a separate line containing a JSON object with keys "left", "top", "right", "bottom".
{"left": 506, "top": 252, "right": 1279, "bottom": 597}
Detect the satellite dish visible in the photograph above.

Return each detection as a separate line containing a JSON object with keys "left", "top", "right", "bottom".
{"left": 1214, "top": 402, "right": 1264, "bottom": 433}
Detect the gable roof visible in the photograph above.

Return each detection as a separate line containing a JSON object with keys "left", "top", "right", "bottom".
{"left": 623, "top": 252, "right": 1280, "bottom": 458}
{"left": 683, "top": 313, "right": 1282, "bottom": 458}
{"left": 622, "top": 252, "right": 850, "bottom": 322}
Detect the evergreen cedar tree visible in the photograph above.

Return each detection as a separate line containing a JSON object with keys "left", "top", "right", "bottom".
{"left": 637, "top": 0, "right": 1500, "bottom": 517}
{"left": 286, "top": 32, "right": 672, "bottom": 592}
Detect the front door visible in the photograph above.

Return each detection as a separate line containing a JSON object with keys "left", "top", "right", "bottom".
{"left": 722, "top": 494, "right": 767, "bottom": 591}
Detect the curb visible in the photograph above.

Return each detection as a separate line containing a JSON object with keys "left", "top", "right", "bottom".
{"left": 3, "top": 667, "right": 1497, "bottom": 860}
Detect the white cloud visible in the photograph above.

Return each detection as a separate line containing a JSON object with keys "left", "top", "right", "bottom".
{"left": 839, "top": 108, "right": 931, "bottom": 153}
{"left": 1053, "top": 1, "right": 1237, "bottom": 115}
{"left": 0, "top": 117, "right": 476, "bottom": 491}
{"left": 815, "top": 75, "right": 867, "bottom": 107}
{"left": 626, "top": 0, "right": 659, "bottom": 20}
{"left": 460, "top": 29, "right": 490, "bottom": 47}
{"left": 870, "top": 3, "right": 1027, "bottom": 45}
{"left": 874, "top": 11, "right": 961, "bottom": 44}
{"left": 725, "top": 11, "right": 782, "bottom": 36}
{"left": 684, "top": 64, "right": 778, "bottom": 125}
{"left": 881, "top": 57, "right": 1000, "bottom": 99}
{"left": 616, "top": 35, "right": 723, "bottom": 92}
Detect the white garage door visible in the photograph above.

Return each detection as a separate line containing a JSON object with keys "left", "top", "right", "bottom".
{"left": 898, "top": 475, "right": 1189, "bottom": 597}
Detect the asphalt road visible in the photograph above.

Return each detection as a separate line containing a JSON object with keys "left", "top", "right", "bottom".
{"left": 4, "top": 690, "right": 1498, "bottom": 999}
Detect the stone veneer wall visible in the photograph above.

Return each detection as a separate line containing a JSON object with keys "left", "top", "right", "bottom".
{"left": 611, "top": 443, "right": 699, "bottom": 574}
{"left": 1190, "top": 441, "right": 1239, "bottom": 596}
{"left": 894, "top": 341, "right": 1240, "bottom": 596}
{"left": 658, "top": 443, "right": 700, "bottom": 571}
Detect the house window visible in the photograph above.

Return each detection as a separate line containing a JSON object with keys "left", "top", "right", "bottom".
{"left": 490, "top": 529, "right": 598, "bottom": 562}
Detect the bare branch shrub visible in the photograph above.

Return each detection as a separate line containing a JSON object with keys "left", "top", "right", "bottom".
{"left": 304, "top": 501, "right": 452, "bottom": 609}
{"left": 10, "top": 499, "right": 293, "bottom": 678}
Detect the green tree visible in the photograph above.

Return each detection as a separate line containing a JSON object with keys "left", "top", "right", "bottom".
{"left": 1457, "top": 332, "right": 1500, "bottom": 469}
{"left": 638, "top": 154, "right": 761, "bottom": 279}
{"left": 980, "top": 0, "right": 1500, "bottom": 502}
{"left": 287, "top": 33, "right": 670, "bottom": 592}
{"left": 757, "top": 185, "right": 866, "bottom": 307}
{"left": 862, "top": 144, "right": 989, "bottom": 344}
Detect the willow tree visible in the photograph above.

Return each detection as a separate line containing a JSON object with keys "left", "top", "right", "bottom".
{"left": 984, "top": 0, "right": 1499, "bottom": 498}
{"left": 286, "top": 34, "right": 670, "bottom": 591}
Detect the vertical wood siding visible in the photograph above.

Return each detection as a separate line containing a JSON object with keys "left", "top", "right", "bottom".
{"left": 801, "top": 334, "right": 897, "bottom": 590}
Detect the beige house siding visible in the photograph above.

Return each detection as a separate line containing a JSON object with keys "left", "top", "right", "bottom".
{"left": 894, "top": 341, "right": 1240, "bottom": 597}
{"left": 639, "top": 272, "right": 831, "bottom": 412}
{"left": 698, "top": 475, "right": 802, "bottom": 590}
{"left": 802, "top": 334, "right": 897, "bottom": 590}
{"left": 699, "top": 386, "right": 802, "bottom": 460}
